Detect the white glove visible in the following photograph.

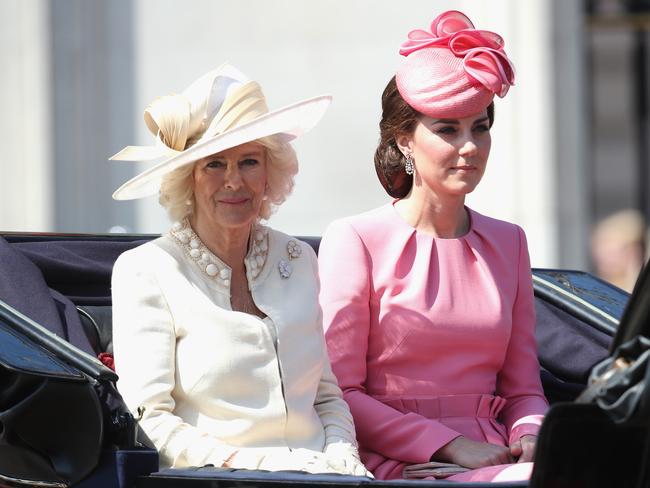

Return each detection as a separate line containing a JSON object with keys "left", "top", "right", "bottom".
{"left": 226, "top": 447, "right": 336, "bottom": 474}
{"left": 281, "top": 448, "right": 337, "bottom": 474}
{"left": 324, "top": 442, "right": 374, "bottom": 477}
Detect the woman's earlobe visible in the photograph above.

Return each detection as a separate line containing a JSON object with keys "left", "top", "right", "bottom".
{"left": 395, "top": 134, "right": 412, "bottom": 155}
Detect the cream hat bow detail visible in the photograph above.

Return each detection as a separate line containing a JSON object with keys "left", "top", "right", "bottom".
{"left": 111, "top": 63, "right": 331, "bottom": 200}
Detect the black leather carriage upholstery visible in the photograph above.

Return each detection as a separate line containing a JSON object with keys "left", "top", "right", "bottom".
{"left": 0, "top": 235, "right": 154, "bottom": 487}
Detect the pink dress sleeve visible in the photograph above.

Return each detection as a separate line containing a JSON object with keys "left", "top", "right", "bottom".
{"left": 497, "top": 226, "right": 549, "bottom": 444}
{"left": 319, "top": 220, "right": 461, "bottom": 463}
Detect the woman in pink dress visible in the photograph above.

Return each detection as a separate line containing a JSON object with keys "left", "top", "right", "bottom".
{"left": 319, "top": 10, "right": 549, "bottom": 483}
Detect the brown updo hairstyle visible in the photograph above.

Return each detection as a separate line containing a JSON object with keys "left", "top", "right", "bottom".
{"left": 374, "top": 76, "right": 495, "bottom": 198}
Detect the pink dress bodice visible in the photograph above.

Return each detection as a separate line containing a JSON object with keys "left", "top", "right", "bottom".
{"left": 319, "top": 203, "right": 549, "bottom": 481}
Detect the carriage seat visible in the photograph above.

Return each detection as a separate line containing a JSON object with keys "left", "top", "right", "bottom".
{"left": 3, "top": 234, "right": 609, "bottom": 403}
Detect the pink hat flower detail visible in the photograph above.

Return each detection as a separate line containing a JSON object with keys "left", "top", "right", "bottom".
{"left": 396, "top": 11, "right": 516, "bottom": 117}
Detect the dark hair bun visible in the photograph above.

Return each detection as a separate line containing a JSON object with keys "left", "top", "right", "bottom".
{"left": 373, "top": 76, "right": 419, "bottom": 198}
{"left": 374, "top": 142, "right": 412, "bottom": 198}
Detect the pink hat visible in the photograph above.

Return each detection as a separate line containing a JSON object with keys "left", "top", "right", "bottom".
{"left": 396, "top": 10, "right": 515, "bottom": 118}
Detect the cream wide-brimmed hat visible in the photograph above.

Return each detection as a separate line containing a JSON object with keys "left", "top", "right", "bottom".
{"left": 111, "top": 63, "right": 332, "bottom": 200}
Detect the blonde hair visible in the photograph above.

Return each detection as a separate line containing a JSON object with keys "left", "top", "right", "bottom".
{"left": 158, "top": 135, "right": 298, "bottom": 222}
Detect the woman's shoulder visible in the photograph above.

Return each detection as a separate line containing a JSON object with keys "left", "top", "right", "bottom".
{"left": 262, "top": 227, "right": 320, "bottom": 283}
{"left": 323, "top": 204, "right": 395, "bottom": 241}
{"left": 266, "top": 226, "right": 311, "bottom": 248}
{"left": 265, "top": 226, "right": 298, "bottom": 244}
{"left": 468, "top": 208, "right": 528, "bottom": 259}
{"left": 263, "top": 226, "right": 319, "bottom": 268}
{"left": 113, "top": 235, "right": 181, "bottom": 272}
{"left": 469, "top": 208, "right": 525, "bottom": 238}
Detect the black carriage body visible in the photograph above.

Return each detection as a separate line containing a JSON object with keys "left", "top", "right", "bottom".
{"left": 0, "top": 232, "right": 646, "bottom": 488}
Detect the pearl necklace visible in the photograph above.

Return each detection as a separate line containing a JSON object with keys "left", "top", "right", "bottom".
{"left": 169, "top": 219, "right": 269, "bottom": 288}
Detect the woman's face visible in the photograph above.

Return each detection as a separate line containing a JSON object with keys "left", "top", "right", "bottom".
{"left": 192, "top": 142, "right": 267, "bottom": 233}
{"left": 402, "top": 109, "right": 491, "bottom": 198}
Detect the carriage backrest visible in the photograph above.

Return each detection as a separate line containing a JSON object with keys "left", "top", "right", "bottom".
{"left": 2, "top": 233, "right": 614, "bottom": 403}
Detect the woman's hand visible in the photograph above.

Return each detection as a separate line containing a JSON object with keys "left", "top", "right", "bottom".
{"left": 509, "top": 434, "right": 537, "bottom": 463}
{"left": 324, "top": 442, "right": 374, "bottom": 477}
{"left": 433, "top": 436, "right": 514, "bottom": 469}
{"left": 225, "top": 446, "right": 334, "bottom": 473}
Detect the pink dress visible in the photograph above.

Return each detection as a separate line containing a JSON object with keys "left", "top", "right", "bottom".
{"left": 319, "top": 203, "right": 549, "bottom": 482}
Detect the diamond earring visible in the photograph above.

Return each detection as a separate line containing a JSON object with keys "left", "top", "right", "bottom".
{"left": 404, "top": 154, "right": 414, "bottom": 176}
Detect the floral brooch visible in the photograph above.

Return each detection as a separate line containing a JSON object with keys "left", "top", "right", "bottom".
{"left": 278, "top": 239, "right": 302, "bottom": 279}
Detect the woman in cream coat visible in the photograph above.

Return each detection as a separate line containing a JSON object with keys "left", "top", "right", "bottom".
{"left": 110, "top": 63, "right": 368, "bottom": 475}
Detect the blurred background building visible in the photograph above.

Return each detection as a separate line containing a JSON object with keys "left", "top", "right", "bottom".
{"left": 2, "top": 0, "right": 649, "bottom": 279}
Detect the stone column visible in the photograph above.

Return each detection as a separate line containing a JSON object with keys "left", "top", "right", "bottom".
{"left": 50, "top": 0, "right": 136, "bottom": 232}
{"left": 0, "top": 0, "right": 53, "bottom": 231}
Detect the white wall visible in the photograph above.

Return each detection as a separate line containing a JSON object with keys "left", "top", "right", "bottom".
{"left": 0, "top": 0, "right": 53, "bottom": 231}
{"left": 1, "top": 0, "right": 589, "bottom": 269}
{"left": 128, "top": 0, "right": 582, "bottom": 267}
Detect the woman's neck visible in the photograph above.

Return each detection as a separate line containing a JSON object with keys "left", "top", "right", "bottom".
{"left": 395, "top": 190, "right": 469, "bottom": 238}
{"left": 189, "top": 215, "right": 251, "bottom": 269}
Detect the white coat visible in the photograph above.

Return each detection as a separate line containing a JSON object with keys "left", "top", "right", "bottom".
{"left": 112, "top": 221, "right": 357, "bottom": 469}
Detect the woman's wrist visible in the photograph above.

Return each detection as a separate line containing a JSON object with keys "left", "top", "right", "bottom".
{"left": 431, "top": 435, "right": 464, "bottom": 463}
